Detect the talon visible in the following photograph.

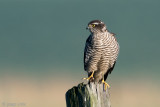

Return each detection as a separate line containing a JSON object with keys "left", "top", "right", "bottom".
{"left": 83, "top": 71, "right": 94, "bottom": 81}
{"left": 102, "top": 79, "right": 110, "bottom": 90}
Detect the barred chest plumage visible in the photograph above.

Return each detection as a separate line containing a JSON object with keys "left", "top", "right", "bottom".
{"left": 89, "top": 31, "right": 119, "bottom": 53}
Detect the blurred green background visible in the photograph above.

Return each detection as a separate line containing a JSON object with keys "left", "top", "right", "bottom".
{"left": 0, "top": 0, "right": 160, "bottom": 107}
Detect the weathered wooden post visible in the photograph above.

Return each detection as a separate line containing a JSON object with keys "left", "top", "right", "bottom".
{"left": 65, "top": 82, "right": 111, "bottom": 107}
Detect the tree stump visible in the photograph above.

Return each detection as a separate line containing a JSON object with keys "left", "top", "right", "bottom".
{"left": 65, "top": 82, "right": 111, "bottom": 107}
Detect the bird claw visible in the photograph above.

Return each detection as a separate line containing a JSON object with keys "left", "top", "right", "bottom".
{"left": 83, "top": 77, "right": 94, "bottom": 81}
{"left": 83, "top": 71, "right": 94, "bottom": 81}
{"left": 102, "top": 79, "right": 110, "bottom": 90}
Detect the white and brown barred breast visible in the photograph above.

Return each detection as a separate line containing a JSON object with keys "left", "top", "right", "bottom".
{"left": 84, "top": 31, "right": 119, "bottom": 82}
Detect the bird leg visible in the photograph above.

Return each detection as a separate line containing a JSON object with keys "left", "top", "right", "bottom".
{"left": 83, "top": 71, "right": 94, "bottom": 81}
{"left": 102, "top": 79, "right": 110, "bottom": 90}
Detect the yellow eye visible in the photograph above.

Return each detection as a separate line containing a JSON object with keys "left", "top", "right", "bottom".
{"left": 92, "top": 24, "right": 95, "bottom": 27}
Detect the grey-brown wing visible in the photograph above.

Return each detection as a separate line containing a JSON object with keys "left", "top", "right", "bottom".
{"left": 84, "top": 35, "right": 92, "bottom": 71}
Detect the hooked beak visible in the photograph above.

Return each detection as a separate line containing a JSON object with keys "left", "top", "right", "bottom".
{"left": 86, "top": 26, "right": 89, "bottom": 30}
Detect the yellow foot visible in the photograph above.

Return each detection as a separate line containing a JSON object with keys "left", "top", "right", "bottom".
{"left": 83, "top": 71, "right": 94, "bottom": 81}
{"left": 102, "top": 79, "right": 110, "bottom": 90}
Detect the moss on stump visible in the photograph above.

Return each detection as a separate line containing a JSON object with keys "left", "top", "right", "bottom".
{"left": 65, "top": 82, "right": 111, "bottom": 107}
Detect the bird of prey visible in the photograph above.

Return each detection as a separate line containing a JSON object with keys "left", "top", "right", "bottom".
{"left": 83, "top": 20, "right": 119, "bottom": 90}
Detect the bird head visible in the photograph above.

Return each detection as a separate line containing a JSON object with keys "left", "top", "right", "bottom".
{"left": 86, "top": 20, "right": 107, "bottom": 33}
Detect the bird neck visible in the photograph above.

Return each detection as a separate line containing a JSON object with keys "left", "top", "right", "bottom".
{"left": 91, "top": 30, "right": 108, "bottom": 37}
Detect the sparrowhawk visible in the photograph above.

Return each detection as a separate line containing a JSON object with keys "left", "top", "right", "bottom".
{"left": 83, "top": 20, "right": 119, "bottom": 90}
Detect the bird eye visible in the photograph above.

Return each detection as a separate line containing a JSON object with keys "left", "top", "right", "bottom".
{"left": 92, "top": 24, "right": 95, "bottom": 27}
